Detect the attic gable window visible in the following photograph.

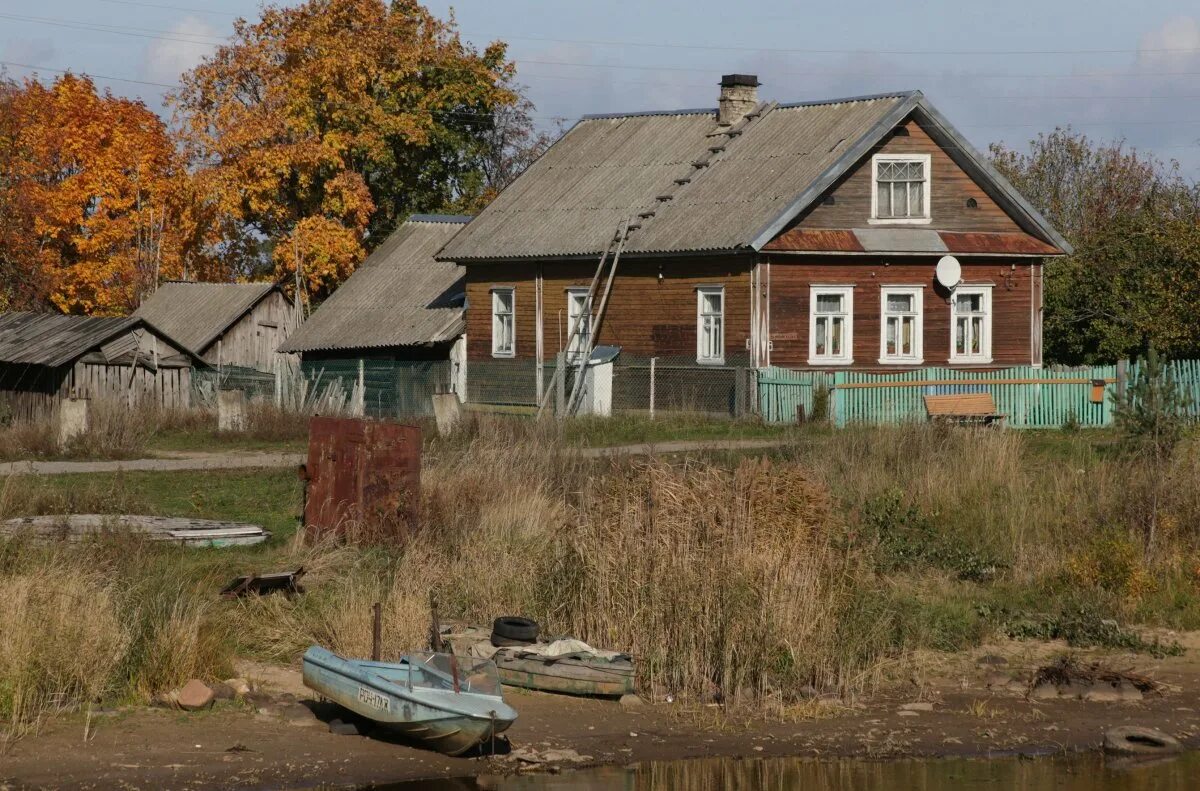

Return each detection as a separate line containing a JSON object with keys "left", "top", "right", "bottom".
{"left": 870, "top": 153, "right": 931, "bottom": 225}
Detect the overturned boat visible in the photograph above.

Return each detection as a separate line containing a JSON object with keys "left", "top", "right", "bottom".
{"left": 301, "top": 645, "right": 517, "bottom": 756}
{"left": 441, "top": 625, "right": 635, "bottom": 698}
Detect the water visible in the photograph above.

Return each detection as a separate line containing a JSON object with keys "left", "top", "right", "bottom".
{"left": 381, "top": 751, "right": 1199, "bottom": 790}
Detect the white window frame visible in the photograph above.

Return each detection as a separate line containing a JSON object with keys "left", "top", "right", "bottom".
{"left": 869, "top": 153, "right": 932, "bottom": 225}
{"left": 696, "top": 285, "right": 725, "bottom": 365}
{"left": 950, "top": 285, "right": 993, "bottom": 364}
{"left": 878, "top": 286, "right": 924, "bottom": 365}
{"left": 808, "top": 285, "right": 854, "bottom": 366}
{"left": 565, "top": 287, "right": 591, "bottom": 361}
{"left": 490, "top": 287, "right": 515, "bottom": 358}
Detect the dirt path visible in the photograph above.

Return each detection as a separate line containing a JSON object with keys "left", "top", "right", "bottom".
{"left": 0, "top": 439, "right": 789, "bottom": 477}
{"left": 4, "top": 640, "right": 1198, "bottom": 790}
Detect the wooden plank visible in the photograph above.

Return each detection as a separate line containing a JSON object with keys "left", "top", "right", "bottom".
{"left": 836, "top": 376, "right": 1115, "bottom": 390}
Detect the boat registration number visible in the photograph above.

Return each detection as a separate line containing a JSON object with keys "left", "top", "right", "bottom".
{"left": 357, "top": 686, "right": 390, "bottom": 712}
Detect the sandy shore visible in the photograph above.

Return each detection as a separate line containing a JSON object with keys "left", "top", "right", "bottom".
{"left": 4, "top": 638, "right": 1199, "bottom": 790}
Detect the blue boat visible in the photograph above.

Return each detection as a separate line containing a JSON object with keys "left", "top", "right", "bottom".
{"left": 301, "top": 645, "right": 517, "bottom": 755}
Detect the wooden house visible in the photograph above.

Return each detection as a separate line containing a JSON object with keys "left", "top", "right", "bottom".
{"left": 279, "top": 215, "right": 471, "bottom": 409}
{"left": 134, "top": 281, "right": 297, "bottom": 372}
{"left": 436, "top": 76, "right": 1071, "bottom": 410}
{"left": 0, "top": 312, "right": 207, "bottom": 420}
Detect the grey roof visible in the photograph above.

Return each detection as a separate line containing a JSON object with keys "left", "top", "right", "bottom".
{"left": 438, "top": 90, "right": 1070, "bottom": 261}
{"left": 278, "top": 216, "right": 471, "bottom": 354}
{"left": 0, "top": 312, "right": 197, "bottom": 368}
{"left": 133, "top": 281, "right": 280, "bottom": 354}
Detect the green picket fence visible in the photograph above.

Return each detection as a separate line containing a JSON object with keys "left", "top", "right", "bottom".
{"left": 757, "top": 366, "right": 835, "bottom": 423}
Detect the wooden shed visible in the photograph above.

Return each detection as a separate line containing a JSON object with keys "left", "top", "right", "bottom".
{"left": 133, "top": 280, "right": 298, "bottom": 372}
{"left": 0, "top": 312, "right": 207, "bottom": 421}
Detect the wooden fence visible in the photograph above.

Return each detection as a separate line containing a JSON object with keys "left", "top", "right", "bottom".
{"left": 758, "top": 360, "right": 1200, "bottom": 429}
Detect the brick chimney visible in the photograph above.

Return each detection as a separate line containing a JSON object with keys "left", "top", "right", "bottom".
{"left": 718, "top": 74, "right": 760, "bottom": 125}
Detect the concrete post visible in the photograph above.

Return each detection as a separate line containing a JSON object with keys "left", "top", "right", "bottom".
{"left": 58, "top": 398, "right": 89, "bottom": 448}
{"left": 432, "top": 392, "right": 462, "bottom": 436}
{"left": 649, "top": 357, "right": 656, "bottom": 420}
{"left": 218, "top": 389, "right": 247, "bottom": 432}
{"left": 555, "top": 352, "right": 566, "bottom": 417}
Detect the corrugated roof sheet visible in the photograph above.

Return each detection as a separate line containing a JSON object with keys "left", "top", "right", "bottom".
{"left": 133, "top": 281, "right": 279, "bottom": 354}
{"left": 0, "top": 312, "right": 148, "bottom": 367}
{"left": 438, "top": 94, "right": 912, "bottom": 260}
{"left": 279, "top": 216, "right": 471, "bottom": 354}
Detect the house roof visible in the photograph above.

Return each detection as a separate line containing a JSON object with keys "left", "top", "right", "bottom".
{"left": 133, "top": 280, "right": 282, "bottom": 354}
{"left": 0, "top": 312, "right": 201, "bottom": 368}
{"left": 278, "top": 215, "right": 471, "bottom": 354}
{"left": 437, "top": 90, "right": 1071, "bottom": 262}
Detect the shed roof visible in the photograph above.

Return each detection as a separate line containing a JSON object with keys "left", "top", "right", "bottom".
{"left": 278, "top": 215, "right": 471, "bottom": 354}
{"left": 133, "top": 281, "right": 282, "bottom": 354}
{"left": 437, "top": 91, "right": 1070, "bottom": 261}
{"left": 0, "top": 312, "right": 199, "bottom": 368}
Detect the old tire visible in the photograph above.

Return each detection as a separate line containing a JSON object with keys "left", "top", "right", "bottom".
{"left": 492, "top": 616, "right": 538, "bottom": 643}
{"left": 1102, "top": 726, "right": 1181, "bottom": 756}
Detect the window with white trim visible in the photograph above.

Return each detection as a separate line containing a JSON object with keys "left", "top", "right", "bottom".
{"left": 808, "top": 286, "right": 853, "bottom": 365}
{"left": 696, "top": 286, "right": 724, "bottom": 364}
{"left": 566, "top": 288, "right": 591, "bottom": 361}
{"left": 491, "top": 287, "right": 515, "bottom": 357}
{"left": 871, "top": 154, "right": 931, "bottom": 224}
{"left": 879, "top": 287, "right": 923, "bottom": 364}
{"left": 950, "top": 286, "right": 992, "bottom": 363}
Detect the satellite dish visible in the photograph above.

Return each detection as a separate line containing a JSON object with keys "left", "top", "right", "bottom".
{"left": 935, "top": 256, "right": 962, "bottom": 290}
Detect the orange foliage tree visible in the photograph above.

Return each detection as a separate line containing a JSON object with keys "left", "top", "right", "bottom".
{"left": 172, "top": 0, "right": 520, "bottom": 298}
{"left": 2, "top": 74, "right": 191, "bottom": 314}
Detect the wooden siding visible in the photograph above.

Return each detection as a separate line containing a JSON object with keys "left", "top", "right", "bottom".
{"left": 764, "top": 256, "right": 1040, "bottom": 369}
{"left": 792, "top": 118, "right": 1024, "bottom": 233}
{"left": 0, "top": 360, "right": 192, "bottom": 421}
{"left": 205, "top": 290, "right": 296, "bottom": 371}
{"left": 464, "top": 256, "right": 755, "bottom": 363}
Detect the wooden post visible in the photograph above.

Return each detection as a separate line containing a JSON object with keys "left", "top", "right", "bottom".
{"left": 429, "top": 592, "right": 443, "bottom": 652}
{"left": 555, "top": 351, "right": 566, "bottom": 416}
{"left": 371, "top": 602, "right": 382, "bottom": 661}
{"left": 649, "top": 357, "right": 656, "bottom": 419}
{"left": 1117, "top": 359, "right": 1129, "bottom": 401}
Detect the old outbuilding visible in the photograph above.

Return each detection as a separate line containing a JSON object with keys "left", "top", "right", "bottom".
{"left": 0, "top": 312, "right": 207, "bottom": 421}
{"left": 279, "top": 214, "right": 471, "bottom": 415}
{"left": 134, "top": 280, "right": 297, "bottom": 373}
{"left": 437, "top": 76, "right": 1071, "bottom": 413}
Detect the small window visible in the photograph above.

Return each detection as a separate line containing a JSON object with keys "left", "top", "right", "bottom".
{"left": 566, "top": 288, "right": 591, "bottom": 361}
{"left": 871, "top": 154, "right": 931, "bottom": 224}
{"left": 879, "top": 287, "right": 923, "bottom": 364}
{"left": 491, "top": 288, "right": 515, "bottom": 358}
{"left": 808, "top": 286, "right": 853, "bottom": 365}
{"left": 950, "top": 286, "right": 992, "bottom": 363}
{"left": 696, "top": 286, "right": 724, "bottom": 364}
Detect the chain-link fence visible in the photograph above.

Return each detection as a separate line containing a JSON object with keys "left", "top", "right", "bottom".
{"left": 192, "top": 365, "right": 276, "bottom": 409}
{"left": 469, "top": 353, "right": 756, "bottom": 418}
{"left": 296, "top": 359, "right": 454, "bottom": 419}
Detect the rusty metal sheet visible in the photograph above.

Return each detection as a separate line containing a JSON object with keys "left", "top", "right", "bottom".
{"left": 938, "top": 231, "right": 1062, "bottom": 256}
{"left": 304, "top": 416, "right": 421, "bottom": 542}
{"left": 762, "top": 228, "right": 864, "bottom": 252}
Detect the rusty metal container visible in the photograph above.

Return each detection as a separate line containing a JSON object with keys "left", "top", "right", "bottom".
{"left": 303, "top": 416, "right": 421, "bottom": 542}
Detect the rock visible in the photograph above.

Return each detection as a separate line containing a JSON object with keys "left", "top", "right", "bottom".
{"left": 279, "top": 703, "right": 318, "bottom": 727}
{"left": 210, "top": 682, "right": 236, "bottom": 701}
{"left": 1029, "top": 683, "right": 1060, "bottom": 700}
{"left": 152, "top": 691, "right": 180, "bottom": 709}
{"left": 177, "top": 679, "right": 214, "bottom": 711}
{"left": 1083, "top": 687, "right": 1123, "bottom": 703}
{"left": 328, "top": 718, "right": 365, "bottom": 736}
{"left": 224, "top": 678, "right": 252, "bottom": 698}
{"left": 899, "top": 701, "right": 934, "bottom": 712}
{"left": 541, "top": 748, "right": 591, "bottom": 763}
{"left": 977, "top": 655, "right": 1008, "bottom": 667}
{"left": 619, "top": 694, "right": 644, "bottom": 710}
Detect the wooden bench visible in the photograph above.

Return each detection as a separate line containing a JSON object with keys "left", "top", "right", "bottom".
{"left": 923, "top": 393, "right": 1006, "bottom": 427}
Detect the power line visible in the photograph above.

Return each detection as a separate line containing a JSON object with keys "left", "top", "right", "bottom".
{"left": 95, "top": 0, "right": 243, "bottom": 17}
{"left": 0, "top": 12, "right": 226, "bottom": 45}
{"left": 0, "top": 59, "right": 178, "bottom": 89}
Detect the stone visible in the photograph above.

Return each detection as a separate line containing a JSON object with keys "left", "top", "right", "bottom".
{"left": 619, "top": 694, "right": 644, "bottom": 710}
{"left": 977, "top": 655, "right": 1008, "bottom": 667}
{"left": 177, "top": 679, "right": 214, "bottom": 711}
{"left": 279, "top": 703, "right": 318, "bottom": 726}
{"left": 224, "top": 678, "right": 252, "bottom": 698}
{"left": 210, "top": 682, "right": 236, "bottom": 701}
{"left": 899, "top": 701, "right": 934, "bottom": 712}
{"left": 541, "top": 748, "right": 590, "bottom": 763}
{"left": 329, "top": 718, "right": 365, "bottom": 736}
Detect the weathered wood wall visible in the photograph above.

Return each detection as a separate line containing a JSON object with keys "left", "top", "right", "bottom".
{"left": 763, "top": 256, "right": 1039, "bottom": 369}
{"left": 206, "top": 290, "right": 297, "bottom": 371}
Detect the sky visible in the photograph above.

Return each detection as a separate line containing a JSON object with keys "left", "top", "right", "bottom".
{"left": 3, "top": 0, "right": 1200, "bottom": 173}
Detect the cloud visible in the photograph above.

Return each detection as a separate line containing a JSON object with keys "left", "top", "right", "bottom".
{"left": 142, "top": 16, "right": 219, "bottom": 86}
{"left": 1136, "top": 16, "right": 1200, "bottom": 70}
{"left": 1, "top": 37, "right": 57, "bottom": 68}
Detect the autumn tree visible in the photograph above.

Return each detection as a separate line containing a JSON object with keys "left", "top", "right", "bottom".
{"left": 1, "top": 74, "right": 191, "bottom": 314}
{"left": 171, "top": 0, "right": 531, "bottom": 298}
{"left": 0, "top": 75, "right": 44, "bottom": 311}
{"left": 991, "top": 129, "right": 1200, "bottom": 364}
